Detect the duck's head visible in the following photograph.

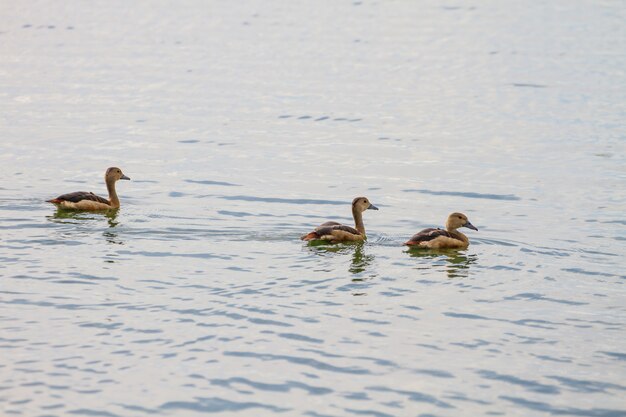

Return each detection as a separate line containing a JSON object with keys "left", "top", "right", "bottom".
{"left": 446, "top": 212, "right": 477, "bottom": 231}
{"left": 105, "top": 167, "right": 131, "bottom": 183}
{"left": 352, "top": 196, "right": 378, "bottom": 213}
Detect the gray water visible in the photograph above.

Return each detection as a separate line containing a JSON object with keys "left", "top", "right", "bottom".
{"left": 1, "top": 1, "right": 626, "bottom": 416}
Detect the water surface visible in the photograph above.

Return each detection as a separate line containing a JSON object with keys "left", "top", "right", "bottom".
{"left": 1, "top": 1, "right": 625, "bottom": 416}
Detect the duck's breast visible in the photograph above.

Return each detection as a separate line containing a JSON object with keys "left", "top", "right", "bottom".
{"left": 421, "top": 235, "right": 467, "bottom": 249}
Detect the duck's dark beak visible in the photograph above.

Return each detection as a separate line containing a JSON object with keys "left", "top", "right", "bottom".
{"left": 120, "top": 174, "right": 130, "bottom": 180}
{"left": 368, "top": 203, "right": 379, "bottom": 210}
{"left": 464, "top": 221, "right": 478, "bottom": 231}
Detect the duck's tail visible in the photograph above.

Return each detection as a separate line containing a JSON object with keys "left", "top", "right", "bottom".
{"left": 301, "top": 232, "right": 319, "bottom": 241}
{"left": 47, "top": 198, "right": 62, "bottom": 204}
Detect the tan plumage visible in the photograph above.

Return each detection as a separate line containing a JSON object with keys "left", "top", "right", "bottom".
{"left": 405, "top": 212, "right": 478, "bottom": 249}
{"left": 47, "top": 167, "right": 130, "bottom": 210}
{"left": 301, "top": 197, "right": 379, "bottom": 243}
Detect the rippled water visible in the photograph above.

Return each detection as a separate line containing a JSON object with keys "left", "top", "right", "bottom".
{"left": 1, "top": 1, "right": 626, "bottom": 416}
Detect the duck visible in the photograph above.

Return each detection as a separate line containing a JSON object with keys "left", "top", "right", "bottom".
{"left": 301, "top": 197, "right": 379, "bottom": 243}
{"left": 47, "top": 167, "right": 130, "bottom": 210}
{"left": 404, "top": 212, "right": 477, "bottom": 249}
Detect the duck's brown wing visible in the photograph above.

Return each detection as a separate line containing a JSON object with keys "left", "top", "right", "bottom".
{"left": 301, "top": 223, "right": 361, "bottom": 240}
{"left": 316, "top": 224, "right": 360, "bottom": 236}
{"left": 48, "top": 191, "right": 110, "bottom": 205}
{"left": 405, "top": 228, "right": 454, "bottom": 245}
{"left": 317, "top": 221, "right": 342, "bottom": 228}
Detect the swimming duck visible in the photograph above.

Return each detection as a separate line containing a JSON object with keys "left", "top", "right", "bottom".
{"left": 301, "top": 197, "right": 379, "bottom": 243}
{"left": 47, "top": 167, "right": 130, "bottom": 210}
{"left": 404, "top": 212, "right": 477, "bottom": 249}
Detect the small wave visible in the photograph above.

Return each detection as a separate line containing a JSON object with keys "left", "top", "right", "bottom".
{"left": 403, "top": 189, "right": 521, "bottom": 201}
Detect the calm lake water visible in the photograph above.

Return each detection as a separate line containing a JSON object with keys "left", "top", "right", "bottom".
{"left": 1, "top": 1, "right": 625, "bottom": 416}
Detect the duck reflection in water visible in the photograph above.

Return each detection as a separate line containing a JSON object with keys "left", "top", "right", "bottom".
{"left": 407, "top": 249, "right": 477, "bottom": 278}
{"left": 349, "top": 243, "right": 374, "bottom": 275}
{"left": 48, "top": 208, "right": 123, "bottom": 245}
{"left": 306, "top": 241, "right": 375, "bottom": 277}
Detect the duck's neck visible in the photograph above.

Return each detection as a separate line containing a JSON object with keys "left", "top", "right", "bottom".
{"left": 352, "top": 206, "right": 365, "bottom": 235}
{"left": 106, "top": 179, "right": 120, "bottom": 208}
{"left": 446, "top": 227, "right": 468, "bottom": 243}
